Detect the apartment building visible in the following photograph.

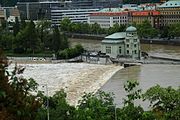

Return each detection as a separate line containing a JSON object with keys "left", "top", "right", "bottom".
{"left": 157, "top": 0, "right": 180, "bottom": 26}
{"left": 88, "top": 11, "right": 128, "bottom": 28}
{"left": 51, "top": 8, "right": 99, "bottom": 26}
{"left": 129, "top": 10, "right": 161, "bottom": 28}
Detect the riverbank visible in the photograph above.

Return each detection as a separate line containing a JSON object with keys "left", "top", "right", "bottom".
{"left": 67, "top": 33, "right": 180, "bottom": 46}
{"left": 12, "top": 63, "right": 123, "bottom": 106}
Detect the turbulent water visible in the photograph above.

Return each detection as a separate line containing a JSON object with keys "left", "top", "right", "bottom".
{"left": 70, "top": 38, "right": 180, "bottom": 107}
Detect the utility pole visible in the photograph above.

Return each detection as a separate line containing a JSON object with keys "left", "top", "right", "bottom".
{"left": 41, "top": 84, "right": 50, "bottom": 120}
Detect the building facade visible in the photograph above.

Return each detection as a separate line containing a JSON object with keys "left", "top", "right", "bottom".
{"left": 0, "top": 9, "right": 5, "bottom": 26}
{"left": 17, "top": 1, "right": 71, "bottom": 20}
{"left": 129, "top": 10, "right": 161, "bottom": 28}
{"left": 51, "top": 8, "right": 99, "bottom": 26}
{"left": 157, "top": 0, "right": 180, "bottom": 26}
{"left": 0, "top": 7, "right": 20, "bottom": 26}
{"left": 88, "top": 12, "right": 128, "bottom": 28}
{"left": 101, "top": 26, "right": 141, "bottom": 59}
{"left": 123, "top": 0, "right": 163, "bottom": 4}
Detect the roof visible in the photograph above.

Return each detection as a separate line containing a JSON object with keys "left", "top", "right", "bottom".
{"left": 102, "top": 33, "right": 125, "bottom": 43}
{"left": 126, "top": 26, "right": 137, "bottom": 32}
{"left": 131, "top": 10, "right": 160, "bottom": 16}
{"left": 158, "top": 0, "right": 180, "bottom": 8}
{"left": 90, "top": 12, "right": 128, "bottom": 16}
{"left": 100, "top": 8, "right": 123, "bottom": 12}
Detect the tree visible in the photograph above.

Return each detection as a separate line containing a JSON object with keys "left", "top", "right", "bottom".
{"left": 48, "top": 90, "right": 76, "bottom": 120}
{"left": 160, "top": 26, "right": 169, "bottom": 38}
{"left": 13, "top": 17, "right": 20, "bottom": 36}
{"left": 76, "top": 91, "right": 116, "bottom": 120}
{"left": 36, "top": 20, "right": 52, "bottom": 51}
{"left": 108, "top": 23, "right": 126, "bottom": 35}
{"left": 136, "top": 20, "right": 159, "bottom": 38}
{"left": 15, "top": 20, "right": 40, "bottom": 54}
{"left": 143, "top": 85, "right": 180, "bottom": 120}
{"left": 116, "top": 80, "right": 146, "bottom": 120}
{"left": 0, "top": 50, "right": 43, "bottom": 120}
{"left": 51, "top": 26, "right": 62, "bottom": 53}
{"left": 90, "top": 23, "right": 101, "bottom": 34}
{"left": 60, "top": 18, "right": 71, "bottom": 32}
{"left": 169, "top": 23, "right": 180, "bottom": 38}
{"left": 0, "top": 33, "right": 14, "bottom": 50}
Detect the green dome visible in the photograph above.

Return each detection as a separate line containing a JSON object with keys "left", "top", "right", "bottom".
{"left": 126, "top": 26, "right": 137, "bottom": 32}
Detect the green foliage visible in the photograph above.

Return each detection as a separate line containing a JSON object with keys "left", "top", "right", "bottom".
{"left": 52, "top": 26, "right": 61, "bottom": 52}
{"left": 0, "top": 19, "right": 69, "bottom": 56}
{"left": 0, "top": 50, "right": 43, "bottom": 120}
{"left": 168, "top": 23, "right": 180, "bottom": 37}
{"left": 123, "top": 80, "right": 142, "bottom": 105}
{"left": 143, "top": 85, "right": 180, "bottom": 120}
{"left": 116, "top": 80, "right": 146, "bottom": 120}
{"left": 90, "top": 22, "right": 102, "bottom": 34}
{"left": 108, "top": 23, "right": 126, "bottom": 35}
{"left": 57, "top": 44, "right": 84, "bottom": 59}
{"left": 0, "top": 33, "right": 14, "bottom": 50}
{"left": 13, "top": 17, "right": 20, "bottom": 36}
{"left": 36, "top": 20, "right": 52, "bottom": 50}
{"left": 136, "top": 20, "right": 159, "bottom": 38}
{"left": 117, "top": 104, "right": 144, "bottom": 120}
{"left": 76, "top": 91, "right": 115, "bottom": 120}
{"left": 15, "top": 20, "right": 40, "bottom": 54}
{"left": 52, "top": 26, "right": 69, "bottom": 53}
{"left": 48, "top": 90, "right": 76, "bottom": 120}
{"left": 60, "top": 18, "right": 72, "bottom": 32}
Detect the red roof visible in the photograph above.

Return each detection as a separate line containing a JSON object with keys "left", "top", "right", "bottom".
{"left": 90, "top": 12, "right": 128, "bottom": 16}
{"left": 131, "top": 10, "right": 160, "bottom": 16}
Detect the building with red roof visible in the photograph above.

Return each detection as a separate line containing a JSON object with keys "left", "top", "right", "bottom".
{"left": 88, "top": 11, "right": 129, "bottom": 28}
{"left": 129, "top": 10, "right": 161, "bottom": 28}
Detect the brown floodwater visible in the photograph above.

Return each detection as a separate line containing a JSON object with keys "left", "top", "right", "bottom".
{"left": 70, "top": 38, "right": 180, "bottom": 107}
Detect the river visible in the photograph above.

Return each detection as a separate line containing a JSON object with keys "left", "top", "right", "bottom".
{"left": 70, "top": 38, "right": 180, "bottom": 107}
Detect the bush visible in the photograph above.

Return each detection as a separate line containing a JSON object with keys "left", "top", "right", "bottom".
{"left": 57, "top": 44, "right": 84, "bottom": 59}
{"left": 13, "top": 47, "right": 25, "bottom": 54}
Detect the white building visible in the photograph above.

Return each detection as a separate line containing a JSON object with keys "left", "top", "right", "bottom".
{"left": 101, "top": 26, "right": 141, "bottom": 59}
{"left": 51, "top": 8, "right": 99, "bottom": 26}
{"left": 88, "top": 11, "right": 129, "bottom": 29}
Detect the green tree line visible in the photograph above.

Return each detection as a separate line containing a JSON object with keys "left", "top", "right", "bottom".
{"left": 60, "top": 18, "right": 180, "bottom": 39}
{"left": 0, "top": 51, "right": 179, "bottom": 120}
{"left": 59, "top": 18, "right": 127, "bottom": 35}
{"left": 0, "top": 19, "right": 70, "bottom": 58}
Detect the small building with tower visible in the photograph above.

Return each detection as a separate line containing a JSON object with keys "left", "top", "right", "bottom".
{"left": 101, "top": 26, "right": 141, "bottom": 59}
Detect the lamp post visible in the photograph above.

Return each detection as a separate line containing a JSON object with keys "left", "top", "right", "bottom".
{"left": 41, "top": 84, "right": 49, "bottom": 120}
{"left": 107, "top": 105, "right": 117, "bottom": 120}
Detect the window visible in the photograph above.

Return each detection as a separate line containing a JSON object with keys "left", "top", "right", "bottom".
{"left": 127, "top": 44, "right": 129, "bottom": 48}
{"left": 127, "top": 50, "right": 129, "bottom": 54}
{"left": 134, "top": 50, "right": 137, "bottom": 54}
{"left": 134, "top": 39, "right": 137, "bottom": 42}
{"left": 106, "top": 46, "right": 111, "bottom": 54}
{"left": 119, "top": 46, "right": 121, "bottom": 54}
{"left": 126, "top": 39, "right": 129, "bottom": 42}
{"left": 134, "top": 44, "right": 137, "bottom": 47}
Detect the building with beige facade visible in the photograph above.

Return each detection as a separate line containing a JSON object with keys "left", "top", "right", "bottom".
{"left": 88, "top": 11, "right": 128, "bottom": 28}
{"left": 129, "top": 10, "right": 161, "bottom": 28}
{"left": 156, "top": 0, "right": 180, "bottom": 26}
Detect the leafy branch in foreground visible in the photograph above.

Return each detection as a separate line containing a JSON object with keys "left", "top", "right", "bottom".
{"left": 143, "top": 85, "right": 180, "bottom": 120}
{"left": 0, "top": 49, "right": 43, "bottom": 120}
